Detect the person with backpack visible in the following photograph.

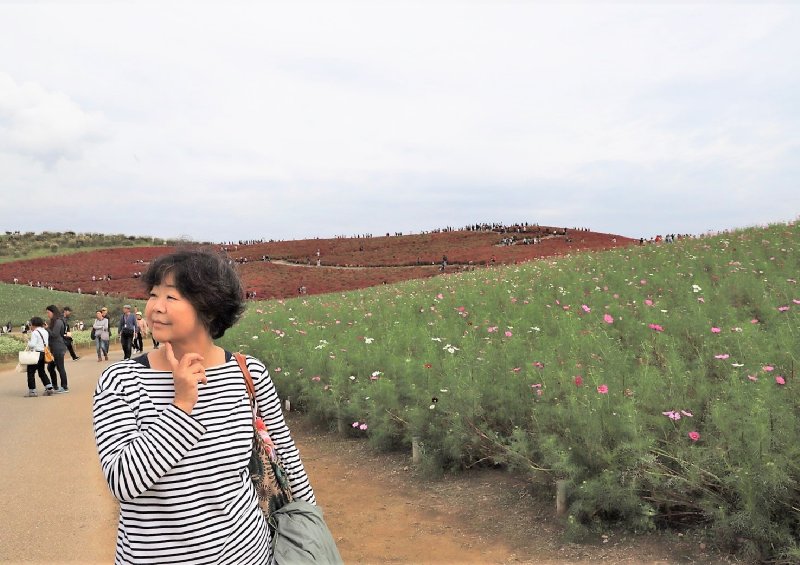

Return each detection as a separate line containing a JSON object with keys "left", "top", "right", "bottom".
{"left": 118, "top": 304, "right": 137, "bottom": 360}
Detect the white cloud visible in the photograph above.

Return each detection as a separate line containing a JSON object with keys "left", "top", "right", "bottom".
{"left": 0, "top": 72, "right": 109, "bottom": 167}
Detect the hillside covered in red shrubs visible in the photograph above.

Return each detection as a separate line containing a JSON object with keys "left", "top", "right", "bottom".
{"left": 0, "top": 226, "right": 635, "bottom": 300}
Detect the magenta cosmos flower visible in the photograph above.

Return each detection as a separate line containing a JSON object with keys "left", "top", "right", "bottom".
{"left": 597, "top": 384, "right": 609, "bottom": 394}
{"left": 603, "top": 314, "right": 614, "bottom": 324}
{"left": 688, "top": 431, "right": 700, "bottom": 442}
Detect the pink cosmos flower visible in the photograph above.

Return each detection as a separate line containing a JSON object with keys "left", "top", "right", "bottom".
{"left": 697, "top": 297, "right": 705, "bottom": 303}
{"left": 640, "top": 279, "right": 647, "bottom": 285}
{"left": 457, "top": 306, "right": 466, "bottom": 312}
{"left": 715, "top": 354, "right": 730, "bottom": 359}
{"left": 776, "top": 376, "right": 786, "bottom": 385}
{"left": 512, "top": 367, "right": 521, "bottom": 373}
{"left": 582, "top": 304, "right": 591, "bottom": 313}
{"left": 778, "top": 305, "right": 790, "bottom": 312}
{"left": 747, "top": 374, "right": 758, "bottom": 382}
{"left": 711, "top": 327, "right": 721, "bottom": 333}
{"left": 311, "top": 376, "right": 321, "bottom": 382}
{"left": 649, "top": 323, "right": 664, "bottom": 332}
{"left": 688, "top": 431, "right": 700, "bottom": 442}
{"left": 662, "top": 410, "right": 681, "bottom": 420}
{"left": 751, "top": 319, "right": 759, "bottom": 324}
{"left": 531, "top": 383, "right": 542, "bottom": 389}
{"left": 681, "top": 410, "right": 693, "bottom": 417}
{"left": 487, "top": 326, "right": 498, "bottom": 333}
{"left": 352, "top": 421, "right": 360, "bottom": 428}
{"left": 793, "top": 299, "right": 800, "bottom": 305}
{"left": 504, "top": 331, "right": 513, "bottom": 337}
{"left": 532, "top": 361, "right": 544, "bottom": 368}
{"left": 359, "top": 423, "right": 368, "bottom": 431}
{"left": 597, "top": 384, "right": 609, "bottom": 394}
{"left": 574, "top": 375, "right": 583, "bottom": 386}
{"left": 644, "top": 299, "right": 653, "bottom": 306}
{"left": 603, "top": 314, "right": 614, "bottom": 324}
{"left": 763, "top": 365, "right": 774, "bottom": 372}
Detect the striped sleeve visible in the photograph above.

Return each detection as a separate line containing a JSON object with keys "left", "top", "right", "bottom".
{"left": 248, "top": 357, "right": 316, "bottom": 505}
{"left": 93, "top": 371, "right": 207, "bottom": 502}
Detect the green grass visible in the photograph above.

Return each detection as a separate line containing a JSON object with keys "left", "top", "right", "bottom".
{"left": 0, "top": 284, "right": 145, "bottom": 334}
{"left": 219, "top": 221, "right": 800, "bottom": 562}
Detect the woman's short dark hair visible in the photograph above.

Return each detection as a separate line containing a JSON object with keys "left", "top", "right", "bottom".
{"left": 143, "top": 248, "right": 245, "bottom": 339}
{"left": 30, "top": 316, "right": 45, "bottom": 328}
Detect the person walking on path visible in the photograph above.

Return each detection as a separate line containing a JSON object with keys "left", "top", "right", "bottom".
{"left": 45, "top": 305, "right": 69, "bottom": 393}
{"left": 93, "top": 310, "right": 110, "bottom": 361}
{"left": 24, "top": 316, "right": 55, "bottom": 397}
{"left": 118, "top": 304, "right": 137, "bottom": 360}
{"left": 134, "top": 311, "right": 148, "bottom": 353}
{"left": 93, "top": 248, "right": 316, "bottom": 564}
{"left": 62, "top": 306, "right": 80, "bottom": 361}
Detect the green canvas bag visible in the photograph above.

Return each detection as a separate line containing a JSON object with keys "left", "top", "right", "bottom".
{"left": 271, "top": 501, "right": 343, "bottom": 565}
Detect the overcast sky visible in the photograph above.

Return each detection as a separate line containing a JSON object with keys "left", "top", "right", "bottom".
{"left": 1, "top": 1, "right": 798, "bottom": 242}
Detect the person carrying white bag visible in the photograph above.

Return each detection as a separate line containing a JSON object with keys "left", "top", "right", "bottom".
{"left": 21, "top": 316, "right": 55, "bottom": 397}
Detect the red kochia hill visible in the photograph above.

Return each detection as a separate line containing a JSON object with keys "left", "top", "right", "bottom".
{"left": 0, "top": 227, "right": 635, "bottom": 300}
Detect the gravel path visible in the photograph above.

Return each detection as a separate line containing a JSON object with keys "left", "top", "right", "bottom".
{"left": 0, "top": 349, "right": 118, "bottom": 564}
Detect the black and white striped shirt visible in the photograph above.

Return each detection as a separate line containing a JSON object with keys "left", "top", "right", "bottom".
{"left": 93, "top": 353, "right": 315, "bottom": 564}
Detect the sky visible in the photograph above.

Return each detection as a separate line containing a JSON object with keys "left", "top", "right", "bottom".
{"left": 1, "top": 1, "right": 798, "bottom": 242}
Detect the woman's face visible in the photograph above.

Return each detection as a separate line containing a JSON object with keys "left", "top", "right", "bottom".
{"left": 45, "top": 310, "right": 53, "bottom": 319}
{"left": 145, "top": 273, "right": 206, "bottom": 345}
{"left": 96, "top": 311, "right": 103, "bottom": 320}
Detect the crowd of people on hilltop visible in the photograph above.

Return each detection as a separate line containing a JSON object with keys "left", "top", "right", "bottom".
{"left": 639, "top": 233, "right": 694, "bottom": 244}
{"left": 17, "top": 303, "right": 158, "bottom": 397}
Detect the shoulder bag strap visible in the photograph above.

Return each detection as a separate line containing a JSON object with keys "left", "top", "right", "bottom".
{"left": 234, "top": 352, "right": 260, "bottom": 422}
{"left": 234, "top": 352, "right": 256, "bottom": 402}
{"left": 234, "top": 353, "right": 281, "bottom": 447}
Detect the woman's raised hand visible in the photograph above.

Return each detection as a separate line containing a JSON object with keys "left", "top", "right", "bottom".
{"left": 166, "top": 342, "right": 206, "bottom": 414}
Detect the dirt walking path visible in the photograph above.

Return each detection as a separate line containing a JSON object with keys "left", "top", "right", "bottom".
{"left": 0, "top": 344, "right": 734, "bottom": 564}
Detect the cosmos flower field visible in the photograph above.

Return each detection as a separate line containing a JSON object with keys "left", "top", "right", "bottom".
{"left": 222, "top": 221, "right": 800, "bottom": 562}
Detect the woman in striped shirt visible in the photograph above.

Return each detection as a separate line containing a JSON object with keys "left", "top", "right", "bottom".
{"left": 93, "top": 249, "right": 315, "bottom": 564}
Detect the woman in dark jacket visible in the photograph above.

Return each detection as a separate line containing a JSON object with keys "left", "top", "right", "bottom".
{"left": 45, "top": 305, "right": 69, "bottom": 393}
